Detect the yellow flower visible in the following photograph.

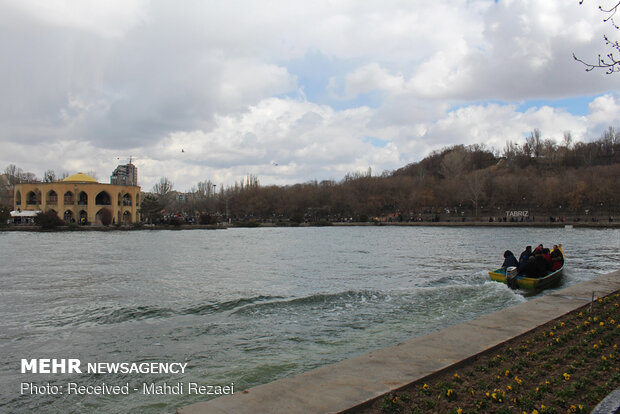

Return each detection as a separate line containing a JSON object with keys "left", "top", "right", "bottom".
{"left": 457, "top": 410, "right": 462, "bottom": 414}
{"left": 515, "top": 376, "right": 523, "bottom": 385}
{"left": 584, "top": 321, "right": 590, "bottom": 326}
{"left": 454, "top": 373, "right": 460, "bottom": 380}
{"left": 600, "top": 322, "right": 605, "bottom": 327}
{"left": 505, "top": 369, "right": 510, "bottom": 376}
{"left": 541, "top": 404, "right": 546, "bottom": 411}
{"left": 549, "top": 331, "right": 554, "bottom": 337}
{"left": 602, "top": 356, "right": 607, "bottom": 361}
{"left": 563, "top": 373, "right": 571, "bottom": 381}
{"left": 560, "top": 322, "right": 565, "bottom": 327}
{"left": 569, "top": 405, "right": 577, "bottom": 412}
{"left": 594, "top": 344, "right": 599, "bottom": 349}
{"left": 533, "top": 410, "right": 539, "bottom": 414}
{"left": 594, "top": 317, "right": 599, "bottom": 322}
{"left": 423, "top": 383, "right": 429, "bottom": 390}
{"left": 507, "top": 385, "right": 513, "bottom": 391}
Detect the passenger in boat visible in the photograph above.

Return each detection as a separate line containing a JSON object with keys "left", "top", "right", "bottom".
{"left": 535, "top": 249, "right": 552, "bottom": 273}
{"left": 550, "top": 245, "right": 564, "bottom": 271}
{"left": 518, "top": 246, "right": 532, "bottom": 273}
{"left": 542, "top": 248, "right": 552, "bottom": 268}
{"left": 524, "top": 255, "right": 546, "bottom": 278}
{"left": 502, "top": 250, "right": 519, "bottom": 269}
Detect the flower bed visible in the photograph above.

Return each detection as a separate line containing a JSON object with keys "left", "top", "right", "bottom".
{"left": 355, "top": 292, "right": 619, "bottom": 414}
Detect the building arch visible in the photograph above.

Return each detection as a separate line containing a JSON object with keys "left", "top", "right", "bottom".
{"left": 136, "top": 192, "right": 140, "bottom": 206}
{"left": 64, "top": 210, "right": 74, "bottom": 222}
{"left": 78, "top": 191, "right": 88, "bottom": 205}
{"left": 122, "top": 193, "right": 132, "bottom": 206}
{"left": 26, "top": 191, "right": 37, "bottom": 205}
{"left": 46, "top": 190, "right": 58, "bottom": 205}
{"left": 79, "top": 210, "right": 88, "bottom": 225}
{"left": 15, "top": 190, "right": 21, "bottom": 205}
{"left": 122, "top": 210, "right": 132, "bottom": 224}
{"left": 95, "top": 190, "right": 111, "bottom": 205}
{"left": 64, "top": 191, "right": 74, "bottom": 204}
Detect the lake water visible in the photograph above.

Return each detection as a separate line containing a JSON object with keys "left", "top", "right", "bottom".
{"left": 1, "top": 226, "right": 618, "bottom": 413}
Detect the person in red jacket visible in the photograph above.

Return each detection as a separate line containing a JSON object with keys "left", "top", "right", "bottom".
{"left": 542, "top": 248, "right": 552, "bottom": 269}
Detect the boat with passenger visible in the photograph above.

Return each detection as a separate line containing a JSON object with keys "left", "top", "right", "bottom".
{"left": 489, "top": 245, "right": 564, "bottom": 290}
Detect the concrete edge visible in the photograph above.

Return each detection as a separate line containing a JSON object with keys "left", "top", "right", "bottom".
{"left": 177, "top": 271, "right": 620, "bottom": 414}
{"left": 591, "top": 387, "right": 620, "bottom": 414}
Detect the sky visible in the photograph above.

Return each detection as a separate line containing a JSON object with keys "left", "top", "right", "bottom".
{"left": 1, "top": 0, "right": 620, "bottom": 192}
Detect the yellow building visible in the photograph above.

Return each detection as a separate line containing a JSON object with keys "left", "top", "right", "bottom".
{"left": 13, "top": 172, "right": 141, "bottom": 225}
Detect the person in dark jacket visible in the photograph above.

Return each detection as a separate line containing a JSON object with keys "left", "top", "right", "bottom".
{"left": 550, "top": 245, "right": 564, "bottom": 271}
{"left": 524, "top": 255, "right": 546, "bottom": 278}
{"left": 502, "top": 250, "right": 519, "bottom": 269}
{"left": 535, "top": 249, "right": 551, "bottom": 274}
{"left": 518, "top": 246, "right": 532, "bottom": 274}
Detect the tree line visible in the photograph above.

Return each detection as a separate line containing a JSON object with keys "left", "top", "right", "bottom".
{"left": 145, "top": 127, "right": 620, "bottom": 224}
{"left": 2, "top": 127, "right": 619, "bottom": 224}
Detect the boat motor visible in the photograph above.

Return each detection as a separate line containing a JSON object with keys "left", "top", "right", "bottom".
{"left": 506, "top": 266, "right": 519, "bottom": 289}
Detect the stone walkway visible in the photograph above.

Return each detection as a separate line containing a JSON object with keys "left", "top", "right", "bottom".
{"left": 177, "top": 271, "right": 620, "bottom": 414}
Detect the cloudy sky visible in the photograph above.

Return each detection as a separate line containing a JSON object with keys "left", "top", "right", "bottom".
{"left": 2, "top": 0, "right": 620, "bottom": 191}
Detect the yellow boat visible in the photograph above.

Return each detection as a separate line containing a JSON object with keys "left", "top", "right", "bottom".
{"left": 489, "top": 246, "right": 564, "bottom": 290}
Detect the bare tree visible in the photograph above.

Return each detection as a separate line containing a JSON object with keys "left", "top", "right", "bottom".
{"left": 153, "top": 177, "right": 174, "bottom": 211}
{"left": 43, "top": 170, "right": 56, "bottom": 183}
{"left": 440, "top": 147, "right": 470, "bottom": 179}
{"left": 574, "top": 0, "right": 620, "bottom": 73}
{"left": 466, "top": 170, "right": 487, "bottom": 219}
{"left": 153, "top": 177, "right": 173, "bottom": 196}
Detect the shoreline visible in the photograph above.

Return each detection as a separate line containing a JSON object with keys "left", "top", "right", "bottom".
{"left": 2, "top": 221, "right": 619, "bottom": 232}
{"left": 177, "top": 270, "right": 620, "bottom": 414}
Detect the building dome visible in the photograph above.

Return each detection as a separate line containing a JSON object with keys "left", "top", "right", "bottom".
{"left": 62, "top": 172, "right": 98, "bottom": 183}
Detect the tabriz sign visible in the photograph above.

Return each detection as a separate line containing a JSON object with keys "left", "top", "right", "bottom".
{"left": 505, "top": 210, "right": 529, "bottom": 217}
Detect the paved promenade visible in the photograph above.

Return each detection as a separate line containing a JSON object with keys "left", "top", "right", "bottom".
{"left": 177, "top": 271, "right": 620, "bottom": 414}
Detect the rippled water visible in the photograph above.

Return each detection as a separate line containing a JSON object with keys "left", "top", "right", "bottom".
{"left": 1, "top": 226, "right": 618, "bottom": 413}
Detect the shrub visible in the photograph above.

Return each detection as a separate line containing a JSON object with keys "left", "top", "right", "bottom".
{"left": 199, "top": 213, "right": 217, "bottom": 225}
{"left": 0, "top": 206, "right": 10, "bottom": 226}
{"left": 34, "top": 211, "right": 64, "bottom": 229}
{"left": 98, "top": 208, "right": 113, "bottom": 226}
